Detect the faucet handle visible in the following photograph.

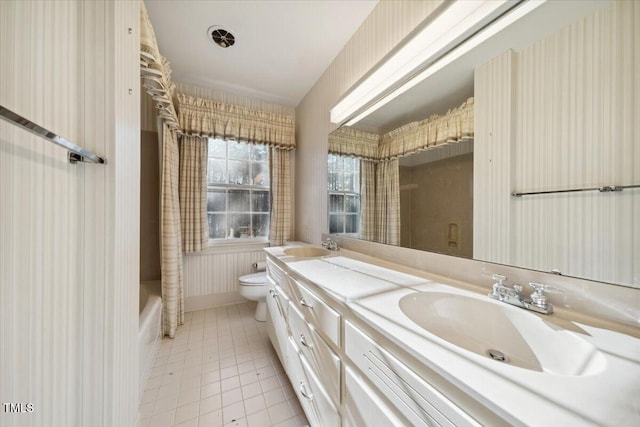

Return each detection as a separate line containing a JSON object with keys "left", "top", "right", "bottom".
{"left": 528, "top": 282, "right": 550, "bottom": 307}
{"left": 488, "top": 274, "right": 507, "bottom": 299}
{"left": 322, "top": 238, "right": 338, "bottom": 250}
{"left": 492, "top": 274, "right": 506, "bottom": 286}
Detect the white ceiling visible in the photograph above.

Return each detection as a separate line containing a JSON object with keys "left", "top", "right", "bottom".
{"left": 145, "top": 0, "right": 378, "bottom": 107}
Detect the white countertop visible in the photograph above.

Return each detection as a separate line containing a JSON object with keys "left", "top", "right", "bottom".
{"left": 265, "top": 245, "right": 640, "bottom": 426}
{"left": 285, "top": 256, "right": 431, "bottom": 302}
{"left": 350, "top": 283, "right": 640, "bottom": 426}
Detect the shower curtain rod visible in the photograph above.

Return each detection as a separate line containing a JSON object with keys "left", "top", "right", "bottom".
{"left": 512, "top": 184, "right": 640, "bottom": 197}
{"left": 0, "top": 105, "right": 106, "bottom": 164}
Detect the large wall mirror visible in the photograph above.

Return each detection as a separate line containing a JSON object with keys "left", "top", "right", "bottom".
{"left": 328, "top": 0, "right": 639, "bottom": 289}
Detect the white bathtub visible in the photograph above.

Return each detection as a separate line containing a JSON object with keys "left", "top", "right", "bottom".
{"left": 139, "top": 280, "right": 162, "bottom": 400}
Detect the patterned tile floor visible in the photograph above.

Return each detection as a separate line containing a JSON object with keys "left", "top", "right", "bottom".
{"left": 138, "top": 302, "right": 309, "bottom": 427}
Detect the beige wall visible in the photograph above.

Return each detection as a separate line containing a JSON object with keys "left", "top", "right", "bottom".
{"left": 401, "top": 154, "right": 473, "bottom": 257}
{"left": 474, "top": 2, "right": 639, "bottom": 287}
{"left": 295, "top": 0, "right": 444, "bottom": 244}
{"left": 0, "top": 1, "right": 140, "bottom": 425}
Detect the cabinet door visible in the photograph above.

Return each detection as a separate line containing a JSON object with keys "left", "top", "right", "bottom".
{"left": 345, "top": 321, "right": 480, "bottom": 427}
{"left": 343, "top": 366, "right": 406, "bottom": 427}
{"left": 266, "top": 282, "right": 289, "bottom": 368}
{"left": 286, "top": 337, "right": 340, "bottom": 427}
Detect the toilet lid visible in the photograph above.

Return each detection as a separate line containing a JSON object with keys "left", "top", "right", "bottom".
{"left": 239, "top": 272, "right": 267, "bottom": 285}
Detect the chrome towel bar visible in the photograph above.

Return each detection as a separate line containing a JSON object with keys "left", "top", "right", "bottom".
{"left": 0, "top": 105, "right": 106, "bottom": 164}
{"left": 512, "top": 184, "right": 640, "bottom": 197}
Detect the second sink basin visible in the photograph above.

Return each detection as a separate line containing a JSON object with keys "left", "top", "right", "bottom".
{"left": 399, "top": 290, "right": 606, "bottom": 376}
{"left": 283, "top": 246, "right": 332, "bottom": 258}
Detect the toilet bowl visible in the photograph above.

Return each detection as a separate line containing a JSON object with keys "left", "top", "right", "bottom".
{"left": 238, "top": 272, "right": 268, "bottom": 321}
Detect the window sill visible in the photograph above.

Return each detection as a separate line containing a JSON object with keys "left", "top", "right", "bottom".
{"left": 185, "top": 239, "right": 270, "bottom": 256}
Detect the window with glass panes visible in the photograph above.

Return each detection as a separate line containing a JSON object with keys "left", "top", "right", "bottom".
{"left": 207, "top": 138, "right": 270, "bottom": 240}
{"left": 327, "top": 154, "right": 360, "bottom": 235}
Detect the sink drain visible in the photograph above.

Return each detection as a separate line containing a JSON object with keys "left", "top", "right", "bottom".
{"left": 486, "top": 349, "right": 509, "bottom": 363}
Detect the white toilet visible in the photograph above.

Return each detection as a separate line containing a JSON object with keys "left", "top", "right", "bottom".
{"left": 238, "top": 272, "right": 268, "bottom": 321}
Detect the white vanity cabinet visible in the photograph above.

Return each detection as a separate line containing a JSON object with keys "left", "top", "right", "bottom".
{"left": 266, "top": 256, "right": 342, "bottom": 427}
{"left": 265, "top": 250, "right": 481, "bottom": 427}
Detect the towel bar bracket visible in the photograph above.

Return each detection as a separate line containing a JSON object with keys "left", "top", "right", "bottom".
{"left": 68, "top": 152, "right": 107, "bottom": 165}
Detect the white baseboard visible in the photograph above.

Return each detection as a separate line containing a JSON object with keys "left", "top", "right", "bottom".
{"left": 185, "top": 291, "right": 247, "bottom": 312}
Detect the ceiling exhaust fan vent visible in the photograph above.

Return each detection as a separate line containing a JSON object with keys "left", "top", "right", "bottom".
{"left": 208, "top": 26, "right": 235, "bottom": 48}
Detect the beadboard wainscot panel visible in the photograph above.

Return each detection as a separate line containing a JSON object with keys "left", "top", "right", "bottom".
{"left": 0, "top": 1, "right": 140, "bottom": 426}
{"left": 295, "top": 0, "right": 444, "bottom": 244}
{"left": 475, "top": 1, "right": 639, "bottom": 286}
{"left": 183, "top": 243, "right": 269, "bottom": 311}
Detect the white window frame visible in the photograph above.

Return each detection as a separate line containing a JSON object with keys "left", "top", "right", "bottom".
{"left": 206, "top": 138, "right": 270, "bottom": 245}
{"left": 327, "top": 154, "right": 361, "bottom": 237}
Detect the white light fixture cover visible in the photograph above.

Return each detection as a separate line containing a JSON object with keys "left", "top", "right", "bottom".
{"left": 330, "top": 0, "right": 517, "bottom": 125}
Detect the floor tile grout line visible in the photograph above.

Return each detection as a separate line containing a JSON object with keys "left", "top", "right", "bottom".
{"left": 139, "top": 301, "right": 308, "bottom": 427}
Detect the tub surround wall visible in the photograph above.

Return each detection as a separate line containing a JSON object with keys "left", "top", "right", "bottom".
{"left": 140, "top": 127, "right": 161, "bottom": 281}
{"left": 141, "top": 85, "right": 159, "bottom": 133}
{"left": 400, "top": 153, "right": 473, "bottom": 257}
{"left": 0, "top": 1, "right": 140, "bottom": 426}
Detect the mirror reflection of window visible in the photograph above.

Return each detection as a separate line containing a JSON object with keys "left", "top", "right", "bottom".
{"left": 328, "top": 154, "right": 361, "bottom": 236}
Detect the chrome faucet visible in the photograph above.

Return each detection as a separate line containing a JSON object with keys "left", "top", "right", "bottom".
{"left": 321, "top": 238, "right": 339, "bottom": 251}
{"left": 488, "top": 274, "right": 553, "bottom": 314}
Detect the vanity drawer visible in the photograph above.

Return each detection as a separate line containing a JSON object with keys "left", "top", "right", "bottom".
{"left": 345, "top": 321, "right": 480, "bottom": 427}
{"left": 343, "top": 366, "right": 406, "bottom": 427}
{"left": 267, "top": 258, "right": 292, "bottom": 296}
{"left": 288, "top": 302, "right": 340, "bottom": 405}
{"left": 287, "top": 276, "right": 341, "bottom": 347}
{"left": 286, "top": 337, "right": 340, "bottom": 427}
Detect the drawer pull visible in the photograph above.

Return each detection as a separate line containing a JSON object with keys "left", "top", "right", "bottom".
{"left": 299, "top": 298, "right": 313, "bottom": 309}
{"left": 299, "top": 333, "right": 314, "bottom": 349}
{"left": 269, "top": 288, "right": 278, "bottom": 298}
{"left": 299, "top": 382, "right": 314, "bottom": 400}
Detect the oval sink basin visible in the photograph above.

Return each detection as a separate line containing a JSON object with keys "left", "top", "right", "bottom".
{"left": 399, "top": 291, "right": 606, "bottom": 376}
{"left": 283, "top": 246, "right": 332, "bottom": 258}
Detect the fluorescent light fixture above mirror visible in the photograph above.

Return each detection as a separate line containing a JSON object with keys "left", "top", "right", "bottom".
{"left": 330, "top": 0, "right": 522, "bottom": 126}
